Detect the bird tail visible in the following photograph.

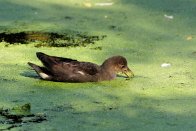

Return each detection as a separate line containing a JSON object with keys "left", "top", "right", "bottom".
{"left": 28, "top": 62, "right": 52, "bottom": 80}
{"left": 36, "top": 52, "right": 57, "bottom": 68}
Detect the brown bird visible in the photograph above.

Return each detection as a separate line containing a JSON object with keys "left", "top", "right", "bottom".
{"left": 28, "top": 52, "right": 134, "bottom": 82}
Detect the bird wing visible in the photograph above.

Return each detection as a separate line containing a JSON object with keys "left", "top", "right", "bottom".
{"left": 37, "top": 52, "right": 78, "bottom": 69}
{"left": 61, "top": 61, "right": 100, "bottom": 76}
{"left": 47, "top": 55, "right": 100, "bottom": 75}
{"left": 48, "top": 55, "right": 78, "bottom": 63}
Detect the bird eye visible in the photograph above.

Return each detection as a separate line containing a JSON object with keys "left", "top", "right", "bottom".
{"left": 121, "top": 65, "right": 125, "bottom": 68}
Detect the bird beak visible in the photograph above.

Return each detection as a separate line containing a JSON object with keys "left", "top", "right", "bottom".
{"left": 123, "top": 67, "right": 134, "bottom": 78}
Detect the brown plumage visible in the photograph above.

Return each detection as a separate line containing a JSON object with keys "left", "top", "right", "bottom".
{"left": 28, "top": 52, "right": 134, "bottom": 82}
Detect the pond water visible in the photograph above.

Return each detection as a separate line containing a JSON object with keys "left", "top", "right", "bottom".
{"left": 0, "top": 0, "right": 196, "bottom": 130}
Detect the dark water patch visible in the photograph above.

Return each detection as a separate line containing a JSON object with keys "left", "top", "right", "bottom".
{"left": 64, "top": 16, "right": 73, "bottom": 20}
{"left": 109, "top": 25, "right": 122, "bottom": 31}
{"left": 0, "top": 103, "right": 47, "bottom": 130}
{"left": 44, "top": 104, "right": 74, "bottom": 112}
{"left": 92, "top": 101, "right": 103, "bottom": 104}
{"left": 192, "top": 51, "right": 196, "bottom": 56}
{"left": 11, "top": 100, "right": 24, "bottom": 103}
{"left": 0, "top": 31, "right": 106, "bottom": 47}
{"left": 102, "top": 104, "right": 119, "bottom": 111}
{"left": 90, "top": 46, "right": 102, "bottom": 50}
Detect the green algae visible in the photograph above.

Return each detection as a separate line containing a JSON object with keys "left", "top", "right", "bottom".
{"left": 0, "top": 0, "right": 196, "bottom": 130}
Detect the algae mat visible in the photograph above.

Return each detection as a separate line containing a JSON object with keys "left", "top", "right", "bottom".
{"left": 0, "top": 0, "right": 196, "bottom": 130}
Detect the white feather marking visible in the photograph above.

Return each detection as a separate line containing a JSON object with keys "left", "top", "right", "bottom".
{"left": 77, "top": 71, "right": 85, "bottom": 75}
{"left": 39, "top": 72, "right": 50, "bottom": 79}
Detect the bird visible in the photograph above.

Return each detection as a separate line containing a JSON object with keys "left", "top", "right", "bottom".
{"left": 28, "top": 52, "right": 134, "bottom": 82}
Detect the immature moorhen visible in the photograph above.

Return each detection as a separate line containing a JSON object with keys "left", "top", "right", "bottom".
{"left": 28, "top": 52, "right": 134, "bottom": 82}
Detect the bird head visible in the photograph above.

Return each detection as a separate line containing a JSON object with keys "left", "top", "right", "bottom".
{"left": 102, "top": 56, "right": 134, "bottom": 78}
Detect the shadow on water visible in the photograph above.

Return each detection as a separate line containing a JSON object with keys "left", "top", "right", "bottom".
{"left": 122, "top": 0, "right": 196, "bottom": 17}
{"left": 0, "top": 0, "right": 195, "bottom": 64}
{"left": 1, "top": 78, "right": 196, "bottom": 130}
{"left": 20, "top": 71, "right": 40, "bottom": 79}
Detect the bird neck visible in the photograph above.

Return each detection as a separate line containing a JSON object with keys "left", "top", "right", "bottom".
{"left": 99, "top": 64, "right": 116, "bottom": 81}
